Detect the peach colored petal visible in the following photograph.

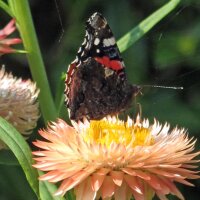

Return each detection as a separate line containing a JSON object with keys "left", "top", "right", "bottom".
{"left": 91, "top": 173, "right": 105, "bottom": 191}
{"left": 130, "top": 188, "right": 145, "bottom": 200}
{"left": 165, "top": 167, "right": 200, "bottom": 178}
{"left": 95, "top": 167, "right": 111, "bottom": 175}
{"left": 173, "top": 177, "right": 194, "bottom": 186}
{"left": 39, "top": 169, "right": 81, "bottom": 182}
{"left": 73, "top": 165, "right": 97, "bottom": 179}
{"left": 55, "top": 178, "right": 79, "bottom": 196}
{"left": 55, "top": 169, "right": 93, "bottom": 196}
{"left": 159, "top": 177, "right": 184, "bottom": 200}
{"left": 32, "top": 151, "right": 46, "bottom": 157}
{"left": 122, "top": 168, "right": 136, "bottom": 176}
{"left": 122, "top": 168, "right": 151, "bottom": 181}
{"left": 39, "top": 170, "right": 68, "bottom": 182}
{"left": 182, "top": 164, "right": 199, "bottom": 169}
{"left": 75, "top": 177, "right": 96, "bottom": 200}
{"left": 32, "top": 141, "right": 53, "bottom": 150}
{"left": 147, "top": 168, "right": 184, "bottom": 178}
{"left": 153, "top": 177, "right": 171, "bottom": 195}
{"left": 127, "top": 162, "right": 145, "bottom": 168}
{"left": 134, "top": 170, "right": 153, "bottom": 180}
{"left": 145, "top": 174, "right": 162, "bottom": 191}
{"left": 101, "top": 176, "right": 115, "bottom": 199}
{"left": 114, "top": 181, "right": 132, "bottom": 200}
{"left": 110, "top": 171, "right": 124, "bottom": 186}
{"left": 124, "top": 175, "right": 143, "bottom": 194}
{"left": 157, "top": 164, "right": 182, "bottom": 168}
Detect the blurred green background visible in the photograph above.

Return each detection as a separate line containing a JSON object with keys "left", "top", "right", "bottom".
{"left": 0, "top": 0, "right": 200, "bottom": 199}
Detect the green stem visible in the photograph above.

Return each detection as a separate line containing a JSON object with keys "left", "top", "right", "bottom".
{"left": 8, "top": 0, "right": 57, "bottom": 123}
{"left": 117, "top": 0, "right": 181, "bottom": 52}
{"left": 0, "top": 0, "right": 14, "bottom": 17}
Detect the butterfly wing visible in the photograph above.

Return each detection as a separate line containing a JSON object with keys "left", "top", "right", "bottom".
{"left": 82, "top": 12, "right": 125, "bottom": 73}
{"left": 66, "top": 57, "right": 136, "bottom": 121}
{"left": 65, "top": 12, "right": 140, "bottom": 121}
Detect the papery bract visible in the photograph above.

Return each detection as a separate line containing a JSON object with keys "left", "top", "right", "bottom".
{"left": 33, "top": 116, "right": 200, "bottom": 200}
{"left": 0, "top": 67, "right": 39, "bottom": 149}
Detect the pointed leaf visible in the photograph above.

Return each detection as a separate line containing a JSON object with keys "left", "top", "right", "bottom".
{"left": 0, "top": 0, "right": 14, "bottom": 17}
{"left": 0, "top": 117, "right": 39, "bottom": 198}
{"left": 117, "top": 0, "right": 180, "bottom": 52}
{"left": 39, "top": 171, "right": 66, "bottom": 200}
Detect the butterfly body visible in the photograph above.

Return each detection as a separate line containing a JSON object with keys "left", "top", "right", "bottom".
{"left": 65, "top": 12, "right": 140, "bottom": 121}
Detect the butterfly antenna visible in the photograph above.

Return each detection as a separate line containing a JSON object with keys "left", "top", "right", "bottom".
{"left": 142, "top": 85, "right": 183, "bottom": 90}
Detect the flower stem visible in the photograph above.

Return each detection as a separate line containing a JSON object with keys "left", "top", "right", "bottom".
{"left": 8, "top": 0, "right": 57, "bottom": 123}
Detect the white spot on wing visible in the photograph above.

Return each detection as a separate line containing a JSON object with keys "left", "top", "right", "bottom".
{"left": 77, "top": 47, "right": 82, "bottom": 53}
{"left": 94, "top": 38, "right": 100, "bottom": 45}
{"left": 82, "top": 38, "right": 87, "bottom": 46}
{"left": 81, "top": 51, "right": 85, "bottom": 57}
{"left": 108, "top": 37, "right": 116, "bottom": 45}
{"left": 68, "top": 77, "right": 72, "bottom": 84}
{"left": 103, "top": 37, "right": 116, "bottom": 47}
{"left": 71, "top": 57, "right": 78, "bottom": 64}
{"left": 85, "top": 42, "right": 89, "bottom": 49}
{"left": 103, "top": 39, "right": 110, "bottom": 47}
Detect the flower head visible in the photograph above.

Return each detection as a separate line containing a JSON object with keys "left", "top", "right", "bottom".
{"left": 0, "top": 67, "right": 40, "bottom": 148}
{"left": 0, "top": 19, "right": 22, "bottom": 55}
{"left": 33, "top": 116, "right": 200, "bottom": 200}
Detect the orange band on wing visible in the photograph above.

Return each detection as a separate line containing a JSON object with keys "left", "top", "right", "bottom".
{"left": 95, "top": 56, "right": 124, "bottom": 71}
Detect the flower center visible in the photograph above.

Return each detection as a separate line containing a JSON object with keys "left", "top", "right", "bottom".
{"left": 83, "top": 118, "right": 154, "bottom": 148}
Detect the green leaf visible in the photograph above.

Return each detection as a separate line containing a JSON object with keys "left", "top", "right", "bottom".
{"left": 65, "top": 191, "right": 75, "bottom": 200}
{"left": 39, "top": 171, "right": 66, "bottom": 200}
{"left": 117, "top": 0, "right": 181, "bottom": 52}
{"left": 0, "top": 117, "right": 40, "bottom": 198}
{"left": 0, "top": 0, "right": 14, "bottom": 17}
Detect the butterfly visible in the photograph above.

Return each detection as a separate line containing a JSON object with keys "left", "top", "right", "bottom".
{"left": 65, "top": 12, "right": 140, "bottom": 121}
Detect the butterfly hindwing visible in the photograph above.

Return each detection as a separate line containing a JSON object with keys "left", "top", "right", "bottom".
{"left": 66, "top": 57, "right": 136, "bottom": 121}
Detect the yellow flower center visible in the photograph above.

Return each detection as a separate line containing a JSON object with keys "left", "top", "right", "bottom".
{"left": 83, "top": 118, "right": 155, "bottom": 148}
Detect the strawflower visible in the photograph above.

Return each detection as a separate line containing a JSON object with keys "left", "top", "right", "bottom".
{"left": 33, "top": 115, "right": 200, "bottom": 200}
{"left": 0, "top": 67, "right": 40, "bottom": 149}
{"left": 0, "top": 19, "right": 22, "bottom": 55}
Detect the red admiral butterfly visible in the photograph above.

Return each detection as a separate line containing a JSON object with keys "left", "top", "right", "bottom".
{"left": 65, "top": 12, "right": 141, "bottom": 121}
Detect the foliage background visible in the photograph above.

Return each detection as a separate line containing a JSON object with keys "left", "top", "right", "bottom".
{"left": 0, "top": 0, "right": 200, "bottom": 199}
